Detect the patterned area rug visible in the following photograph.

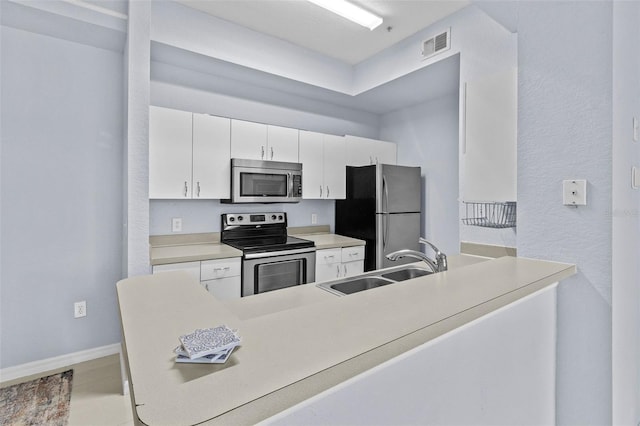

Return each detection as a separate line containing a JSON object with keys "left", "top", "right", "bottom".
{"left": 0, "top": 369, "right": 73, "bottom": 425}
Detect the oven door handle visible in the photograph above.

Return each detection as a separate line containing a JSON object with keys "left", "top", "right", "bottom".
{"left": 244, "top": 247, "right": 316, "bottom": 260}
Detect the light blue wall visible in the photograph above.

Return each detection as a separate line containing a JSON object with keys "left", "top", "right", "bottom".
{"left": 611, "top": 1, "right": 640, "bottom": 423}
{"left": 517, "top": 2, "right": 613, "bottom": 424}
{"left": 379, "top": 92, "right": 460, "bottom": 255}
{"left": 1, "top": 27, "right": 124, "bottom": 367}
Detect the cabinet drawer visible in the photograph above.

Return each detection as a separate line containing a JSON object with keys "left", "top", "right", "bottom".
{"left": 152, "top": 261, "right": 201, "bottom": 281}
{"left": 341, "top": 246, "right": 364, "bottom": 263}
{"left": 201, "top": 258, "right": 241, "bottom": 281}
{"left": 316, "top": 248, "right": 342, "bottom": 265}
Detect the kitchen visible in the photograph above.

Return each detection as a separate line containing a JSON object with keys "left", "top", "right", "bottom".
{"left": 1, "top": 1, "right": 639, "bottom": 425}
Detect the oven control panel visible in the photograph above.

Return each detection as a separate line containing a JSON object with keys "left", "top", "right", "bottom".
{"left": 223, "top": 212, "right": 286, "bottom": 226}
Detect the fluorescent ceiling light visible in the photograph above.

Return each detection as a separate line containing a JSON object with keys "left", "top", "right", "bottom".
{"left": 308, "top": 0, "right": 383, "bottom": 30}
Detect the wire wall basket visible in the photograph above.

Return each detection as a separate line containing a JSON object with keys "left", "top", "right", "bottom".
{"left": 462, "top": 201, "right": 516, "bottom": 229}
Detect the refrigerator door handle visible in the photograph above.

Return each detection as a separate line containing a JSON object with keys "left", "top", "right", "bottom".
{"left": 382, "top": 175, "right": 389, "bottom": 213}
{"left": 382, "top": 213, "right": 389, "bottom": 249}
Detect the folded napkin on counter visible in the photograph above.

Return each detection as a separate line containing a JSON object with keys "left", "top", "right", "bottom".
{"left": 174, "top": 325, "right": 241, "bottom": 364}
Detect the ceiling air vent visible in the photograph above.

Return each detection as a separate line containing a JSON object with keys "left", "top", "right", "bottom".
{"left": 421, "top": 28, "right": 451, "bottom": 60}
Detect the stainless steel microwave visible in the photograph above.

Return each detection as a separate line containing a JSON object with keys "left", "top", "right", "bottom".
{"left": 224, "top": 158, "right": 303, "bottom": 203}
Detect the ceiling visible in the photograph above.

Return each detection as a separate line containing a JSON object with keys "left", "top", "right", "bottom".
{"left": 176, "top": 0, "right": 470, "bottom": 65}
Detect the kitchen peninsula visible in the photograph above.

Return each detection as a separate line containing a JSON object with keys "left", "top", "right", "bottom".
{"left": 117, "top": 256, "right": 575, "bottom": 425}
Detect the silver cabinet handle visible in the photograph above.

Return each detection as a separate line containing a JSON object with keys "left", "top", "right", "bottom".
{"left": 270, "top": 146, "right": 274, "bottom": 160}
{"left": 261, "top": 146, "right": 265, "bottom": 159}
{"left": 320, "top": 185, "right": 323, "bottom": 198}
{"left": 324, "top": 255, "right": 335, "bottom": 260}
{"left": 370, "top": 155, "right": 373, "bottom": 165}
{"left": 196, "top": 181, "right": 201, "bottom": 197}
{"left": 343, "top": 264, "right": 347, "bottom": 276}
{"left": 326, "top": 186, "right": 330, "bottom": 198}
{"left": 213, "top": 267, "right": 230, "bottom": 272}
{"left": 205, "top": 283, "right": 209, "bottom": 291}
{"left": 184, "top": 181, "right": 188, "bottom": 197}
{"left": 336, "top": 265, "right": 340, "bottom": 278}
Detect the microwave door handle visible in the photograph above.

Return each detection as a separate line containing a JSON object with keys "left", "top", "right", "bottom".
{"left": 288, "top": 172, "right": 293, "bottom": 197}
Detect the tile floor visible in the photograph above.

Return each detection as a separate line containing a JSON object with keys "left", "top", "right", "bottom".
{"left": 0, "top": 354, "right": 133, "bottom": 425}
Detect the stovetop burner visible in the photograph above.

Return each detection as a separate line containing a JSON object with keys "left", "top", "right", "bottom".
{"left": 220, "top": 212, "right": 314, "bottom": 254}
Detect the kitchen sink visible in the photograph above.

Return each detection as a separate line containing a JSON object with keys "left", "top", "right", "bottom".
{"left": 316, "top": 265, "right": 434, "bottom": 296}
{"left": 328, "top": 276, "right": 395, "bottom": 295}
{"left": 380, "top": 267, "right": 432, "bottom": 282}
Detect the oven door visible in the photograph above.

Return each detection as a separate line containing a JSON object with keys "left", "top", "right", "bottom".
{"left": 242, "top": 248, "right": 316, "bottom": 296}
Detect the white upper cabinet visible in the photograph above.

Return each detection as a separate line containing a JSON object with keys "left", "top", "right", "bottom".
{"left": 231, "top": 120, "right": 298, "bottom": 162}
{"left": 298, "top": 131, "right": 324, "bottom": 198}
{"left": 230, "top": 120, "right": 267, "bottom": 160}
{"left": 322, "top": 134, "right": 346, "bottom": 199}
{"left": 192, "top": 114, "right": 231, "bottom": 199}
{"left": 149, "top": 106, "right": 193, "bottom": 199}
{"left": 463, "top": 68, "right": 517, "bottom": 202}
{"left": 299, "top": 131, "right": 346, "bottom": 200}
{"left": 267, "top": 125, "right": 299, "bottom": 162}
{"left": 345, "top": 135, "right": 397, "bottom": 166}
{"left": 149, "top": 106, "right": 231, "bottom": 199}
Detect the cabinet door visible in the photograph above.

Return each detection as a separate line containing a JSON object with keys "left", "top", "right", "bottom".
{"left": 231, "top": 119, "right": 267, "bottom": 160}
{"left": 342, "top": 260, "right": 364, "bottom": 278}
{"left": 298, "top": 131, "right": 324, "bottom": 199}
{"left": 316, "top": 263, "right": 342, "bottom": 283}
{"left": 202, "top": 276, "right": 241, "bottom": 300}
{"left": 323, "top": 134, "right": 346, "bottom": 199}
{"left": 373, "top": 140, "right": 397, "bottom": 165}
{"left": 463, "top": 68, "right": 517, "bottom": 202}
{"left": 192, "top": 114, "right": 231, "bottom": 199}
{"left": 345, "top": 135, "right": 374, "bottom": 166}
{"left": 267, "top": 125, "right": 299, "bottom": 162}
{"left": 149, "top": 106, "right": 193, "bottom": 199}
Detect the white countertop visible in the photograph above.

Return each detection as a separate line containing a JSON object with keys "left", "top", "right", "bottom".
{"left": 117, "top": 255, "right": 575, "bottom": 425}
{"left": 149, "top": 232, "right": 363, "bottom": 266}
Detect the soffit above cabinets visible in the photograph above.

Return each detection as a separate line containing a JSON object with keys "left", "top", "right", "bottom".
{"left": 175, "top": 0, "right": 469, "bottom": 65}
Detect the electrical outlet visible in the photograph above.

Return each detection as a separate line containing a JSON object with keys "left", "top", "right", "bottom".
{"left": 171, "top": 217, "right": 182, "bottom": 232}
{"left": 74, "top": 301, "right": 86, "bottom": 318}
{"left": 311, "top": 213, "right": 318, "bottom": 224}
{"left": 562, "top": 179, "right": 587, "bottom": 206}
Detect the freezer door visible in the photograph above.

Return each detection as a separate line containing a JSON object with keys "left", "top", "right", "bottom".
{"left": 375, "top": 212, "right": 421, "bottom": 270}
{"left": 376, "top": 164, "right": 421, "bottom": 214}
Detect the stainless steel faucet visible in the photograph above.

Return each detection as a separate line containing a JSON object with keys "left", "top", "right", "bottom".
{"left": 385, "top": 238, "right": 448, "bottom": 273}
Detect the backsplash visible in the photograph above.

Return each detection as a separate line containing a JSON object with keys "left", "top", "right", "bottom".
{"left": 149, "top": 199, "right": 335, "bottom": 235}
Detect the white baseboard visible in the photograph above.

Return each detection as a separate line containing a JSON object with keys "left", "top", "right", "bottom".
{"left": 0, "top": 343, "right": 121, "bottom": 383}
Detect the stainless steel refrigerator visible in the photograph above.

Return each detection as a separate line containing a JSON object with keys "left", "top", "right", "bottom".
{"left": 335, "top": 164, "right": 422, "bottom": 271}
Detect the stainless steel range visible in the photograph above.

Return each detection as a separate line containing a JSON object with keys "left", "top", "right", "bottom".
{"left": 221, "top": 212, "right": 316, "bottom": 297}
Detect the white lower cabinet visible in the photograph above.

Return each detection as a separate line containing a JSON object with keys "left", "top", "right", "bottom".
{"left": 152, "top": 258, "right": 241, "bottom": 300}
{"left": 200, "top": 258, "right": 241, "bottom": 300}
{"left": 315, "top": 246, "right": 365, "bottom": 283}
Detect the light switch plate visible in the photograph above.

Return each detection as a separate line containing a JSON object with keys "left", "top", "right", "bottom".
{"left": 563, "top": 180, "right": 587, "bottom": 206}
